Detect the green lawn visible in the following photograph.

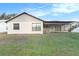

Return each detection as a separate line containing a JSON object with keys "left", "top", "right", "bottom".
{"left": 0, "top": 32, "right": 79, "bottom": 56}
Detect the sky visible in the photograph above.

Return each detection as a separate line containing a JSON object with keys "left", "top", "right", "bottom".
{"left": 0, "top": 3, "right": 79, "bottom": 21}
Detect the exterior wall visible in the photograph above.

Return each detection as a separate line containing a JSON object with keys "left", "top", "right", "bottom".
{"left": 7, "top": 14, "right": 43, "bottom": 34}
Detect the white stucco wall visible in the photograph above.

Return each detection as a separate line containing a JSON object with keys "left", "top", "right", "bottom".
{"left": 7, "top": 14, "right": 43, "bottom": 34}
{"left": 0, "top": 20, "right": 7, "bottom": 32}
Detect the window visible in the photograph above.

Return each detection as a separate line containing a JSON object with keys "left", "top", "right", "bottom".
{"left": 13, "top": 23, "right": 20, "bottom": 30}
{"left": 32, "top": 23, "right": 41, "bottom": 31}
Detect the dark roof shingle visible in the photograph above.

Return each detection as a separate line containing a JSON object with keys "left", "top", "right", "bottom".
{"left": 6, "top": 12, "right": 44, "bottom": 23}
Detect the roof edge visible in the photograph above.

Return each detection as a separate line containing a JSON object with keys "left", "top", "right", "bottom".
{"left": 6, "top": 12, "right": 44, "bottom": 23}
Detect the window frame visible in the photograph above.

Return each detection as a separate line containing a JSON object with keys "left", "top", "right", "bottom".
{"left": 13, "top": 23, "right": 20, "bottom": 30}
{"left": 32, "top": 23, "right": 41, "bottom": 31}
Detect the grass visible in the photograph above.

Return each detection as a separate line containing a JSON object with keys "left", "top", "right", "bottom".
{"left": 0, "top": 32, "right": 79, "bottom": 55}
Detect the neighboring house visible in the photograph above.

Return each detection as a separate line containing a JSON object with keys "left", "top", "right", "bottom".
{"left": 71, "top": 27, "right": 79, "bottom": 32}
{"left": 0, "top": 20, "right": 7, "bottom": 32}
{"left": 6, "top": 12, "right": 79, "bottom": 34}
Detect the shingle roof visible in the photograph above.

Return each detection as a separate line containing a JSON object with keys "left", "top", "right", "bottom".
{"left": 44, "top": 21, "right": 75, "bottom": 23}
{"left": 6, "top": 12, "right": 44, "bottom": 23}
{"left": 6, "top": 12, "right": 77, "bottom": 23}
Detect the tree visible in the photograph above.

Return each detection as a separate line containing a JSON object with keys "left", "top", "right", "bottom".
{"left": 0, "top": 13, "right": 6, "bottom": 20}
{"left": 0, "top": 13, "right": 17, "bottom": 20}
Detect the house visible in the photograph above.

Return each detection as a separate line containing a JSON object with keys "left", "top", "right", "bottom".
{"left": 6, "top": 12, "right": 43, "bottom": 34}
{"left": 6, "top": 12, "right": 79, "bottom": 34}
{"left": 0, "top": 20, "right": 7, "bottom": 32}
{"left": 71, "top": 27, "right": 79, "bottom": 32}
